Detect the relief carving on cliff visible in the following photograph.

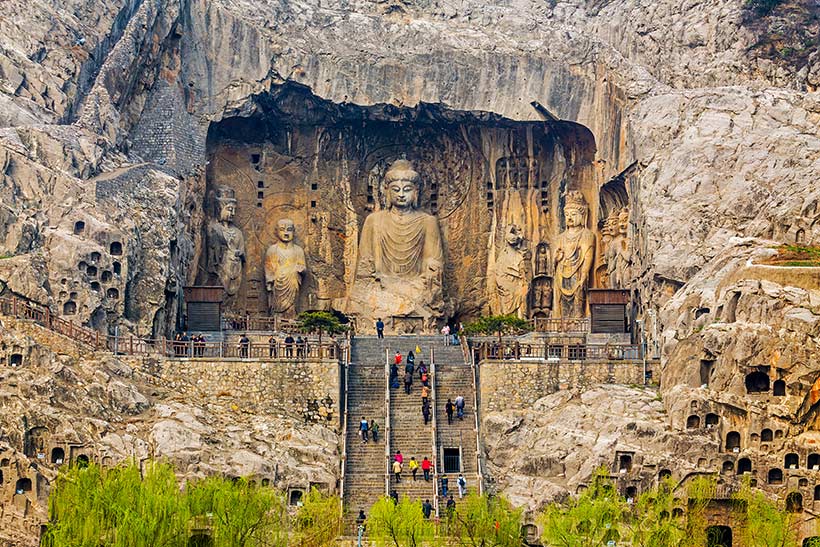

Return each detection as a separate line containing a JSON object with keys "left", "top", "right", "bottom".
{"left": 597, "top": 207, "right": 631, "bottom": 289}
{"left": 205, "top": 186, "right": 246, "bottom": 299}
{"left": 265, "top": 218, "right": 306, "bottom": 317}
{"left": 346, "top": 159, "right": 445, "bottom": 331}
{"left": 553, "top": 191, "right": 595, "bottom": 318}
{"left": 529, "top": 242, "right": 553, "bottom": 317}
{"left": 490, "top": 225, "right": 530, "bottom": 317}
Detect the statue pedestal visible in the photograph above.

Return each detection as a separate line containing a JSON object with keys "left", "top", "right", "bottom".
{"left": 345, "top": 274, "right": 444, "bottom": 333}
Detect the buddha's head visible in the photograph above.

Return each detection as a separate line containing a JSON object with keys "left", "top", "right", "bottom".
{"left": 617, "top": 207, "right": 629, "bottom": 235}
{"left": 384, "top": 159, "right": 421, "bottom": 211}
{"left": 215, "top": 186, "right": 237, "bottom": 223}
{"left": 277, "top": 218, "right": 296, "bottom": 243}
{"left": 564, "top": 191, "right": 589, "bottom": 229}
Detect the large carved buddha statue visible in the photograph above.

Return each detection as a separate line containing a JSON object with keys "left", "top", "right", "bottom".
{"left": 264, "top": 218, "right": 306, "bottom": 317}
{"left": 205, "top": 186, "right": 245, "bottom": 299}
{"left": 553, "top": 191, "right": 595, "bottom": 318}
{"left": 347, "top": 159, "right": 445, "bottom": 331}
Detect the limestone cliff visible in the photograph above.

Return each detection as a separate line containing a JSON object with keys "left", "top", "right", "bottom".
{"left": 0, "top": 0, "right": 818, "bottom": 542}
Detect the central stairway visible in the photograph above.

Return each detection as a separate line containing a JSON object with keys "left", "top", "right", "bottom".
{"left": 342, "top": 334, "right": 481, "bottom": 528}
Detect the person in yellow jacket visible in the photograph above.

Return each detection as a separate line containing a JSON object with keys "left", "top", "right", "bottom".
{"left": 408, "top": 457, "right": 420, "bottom": 481}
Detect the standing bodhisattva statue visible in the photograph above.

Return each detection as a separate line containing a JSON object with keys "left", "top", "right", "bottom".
{"left": 553, "top": 191, "right": 595, "bottom": 318}
{"left": 347, "top": 159, "right": 445, "bottom": 331}
{"left": 206, "top": 186, "right": 246, "bottom": 298}
{"left": 265, "top": 218, "right": 306, "bottom": 317}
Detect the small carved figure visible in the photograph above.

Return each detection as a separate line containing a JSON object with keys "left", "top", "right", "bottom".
{"left": 206, "top": 186, "right": 245, "bottom": 297}
{"left": 535, "top": 242, "right": 551, "bottom": 276}
{"left": 265, "top": 218, "right": 307, "bottom": 316}
{"left": 492, "top": 225, "right": 529, "bottom": 317}
{"left": 553, "top": 191, "right": 595, "bottom": 318}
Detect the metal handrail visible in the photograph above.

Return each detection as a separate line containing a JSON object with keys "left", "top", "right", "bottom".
{"left": 430, "top": 346, "right": 439, "bottom": 517}
{"left": 338, "top": 332, "right": 351, "bottom": 514}
{"left": 463, "top": 335, "right": 484, "bottom": 496}
{"left": 384, "top": 347, "right": 391, "bottom": 496}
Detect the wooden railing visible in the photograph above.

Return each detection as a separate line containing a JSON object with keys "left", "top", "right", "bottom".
{"left": 221, "top": 314, "right": 300, "bottom": 332}
{"left": 0, "top": 295, "right": 339, "bottom": 360}
{"left": 473, "top": 341, "right": 643, "bottom": 362}
{"left": 530, "top": 317, "right": 590, "bottom": 334}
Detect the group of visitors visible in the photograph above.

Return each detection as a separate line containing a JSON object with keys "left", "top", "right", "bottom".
{"left": 391, "top": 451, "right": 433, "bottom": 483}
{"left": 266, "top": 333, "right": 306, "bottom": 358}
{"left": 440, "top": 322, "right": 463, "bottom": 346}
{"left": 390, "top": 350, "right": 430, "bottom": 395}
{"left": 173, "top": 332, "right": 207, "bottom": 357}
{"left": 444, "top": 395, "right": 466, "bottom": 424}
{"left": 439, "top": 473, "right": 468, "bottom": 498}
{"left": 359, "top": 417, "right": 380, "bottom": 443}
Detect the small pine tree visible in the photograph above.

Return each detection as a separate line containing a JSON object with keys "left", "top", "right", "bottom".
{"left": 463, "top": 314, "right": 532, "bottom": 346}
{"left": 297, "top": 311, "right": 348, "bottom": 345}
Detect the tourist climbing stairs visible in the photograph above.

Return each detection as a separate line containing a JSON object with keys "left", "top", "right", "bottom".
{"left": 433, "top": 339, "right": 481, "bottom": 508}
{"left": 387, "top": 337, "right": 437, "bottom": 504}
{"left": 342, "top": 337, "right": 388, "bottom": 534}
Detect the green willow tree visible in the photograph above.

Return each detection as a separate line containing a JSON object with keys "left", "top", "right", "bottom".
{"left": 449, "top": 493, "right": 523, "bottom": 547}
{"left": 539, "top": 469, "right": 627, "bottom": 547}
{"left": 367, "top": 495, "right": 439, "bottom": 547}
{"left": 290, "top": 487, "right": 343, "bottom": 547}
{"left": 732, "top": 481, "right": 800, "bottom": 547}
{"left": 42, "top": 460, "right": 340, "bottom": 547}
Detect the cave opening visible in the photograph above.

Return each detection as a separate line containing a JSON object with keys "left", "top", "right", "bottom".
{"left": 200, "top": 83, "right": 599, "bottom": 322}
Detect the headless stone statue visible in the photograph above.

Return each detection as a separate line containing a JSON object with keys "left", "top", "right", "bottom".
{"left": 265, "top": 218, "right": 306, "bottom": 316}
{"left": 553, "top": 191, "right": 595, "bottom": 318}
{"left": 491, "top": 225, "right": 528, "bottom": 317}
{"left": 347, "top": 159, "right": 445, "bottom": 331}
{"left": 206, "top": 186, "right": 245, "bottom": 298}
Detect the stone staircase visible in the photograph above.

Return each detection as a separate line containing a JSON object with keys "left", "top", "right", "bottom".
{"left": 342, "top": 334, "right": 481, "bottom": 528}
{"left": 387, "top": 336, "right": 437, "bottom": 503}
{"left": 342, "top": 337, "right": 388, "bottom": 534}
{"left": 433, "top": 341, "right": 481, "bottom": 505}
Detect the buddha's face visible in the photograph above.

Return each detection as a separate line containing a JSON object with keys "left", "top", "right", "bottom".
{"left": 277, "top": 220, "right": 295, "bottom": 242}
{"left": 387, "top": 178, "right": 418, "bottom": 210}
{"left": 565, "top": 206, "right": 586, "bottom": 228}
{"left": 219, "top": 201, "right": 236, "bottom": 223}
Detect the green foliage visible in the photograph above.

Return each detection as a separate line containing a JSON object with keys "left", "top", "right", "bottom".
{"left": 297, "top": 311, "right": 348, "bottom": 343}
{"left": 367, "top": 496, "right": 439, "bottom": 547}
{"left": 43, "top": 461, "right": 190, "bottom": 547}
{"left": 42, "top": 460, "right": 340, "bottom": 547}
{"left": 732, "top": 481, "right": 799, "bottom": 547}
{"left": 290, "top": 487, "right": 342, "bottom": 547}
{"left": 186, "top": 475, "right": 288, "bottom": 546}
{"left": 449, "top": 493, "right": 523, "bottom": 547}
{"left": 630, "top": 478, "right": 687, "bottom": 547}
{"left": 463, "top": 314, "right": 532, "bottom": 343}
{"left": 539, "top": 468, "right": 627, "bottom": 547}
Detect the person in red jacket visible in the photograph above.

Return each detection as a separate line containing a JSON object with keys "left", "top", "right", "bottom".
{"left": 394, "top": 351, "right": 402, "bottom": 366}
{"left": 421, "top": 456, "right": 432, "bottom": 481}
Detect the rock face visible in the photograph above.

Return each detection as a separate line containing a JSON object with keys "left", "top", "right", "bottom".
{"left": 482, "top": 385, "right": 718, "bottom": 513}
{"left": 0, "top": 318, "right": 339, "bottom": 546}
{"left": 0, "top": 0, "right": 819, "bottom": 542}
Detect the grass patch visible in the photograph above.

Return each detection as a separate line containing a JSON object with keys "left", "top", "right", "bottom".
{"left": 760, "top": 244, "right": 820, "bottom": 267}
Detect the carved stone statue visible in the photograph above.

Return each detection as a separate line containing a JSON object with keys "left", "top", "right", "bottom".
{"left": 607, "top": 207, "right": 631, "bottom": 288}
{"left": 206, "top": 186, "right": 245, "bottom": 298}
{"left": 347, "top": 159, "right": 446, "bottom": 331}
{"left": 553, "top": 191, "right": 595, "bottom": 317}
{"left": 265, "top": 218, "right": 306, "bottom": 316}
{"left": 491, "top": 225, "right": 529, "bottom": 317}
{"left": 535, "top": 242, "right": 551, "bottom": 277}
{"left": 595, "top": 213, "right": 618, "bottom": 288}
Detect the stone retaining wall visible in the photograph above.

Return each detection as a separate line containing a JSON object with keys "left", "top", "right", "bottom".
{"left": 479, "top": 359, "right": 646, "bottom": 413}
{"left": 143, "top": 358, "right": 343, "bottom": 428}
